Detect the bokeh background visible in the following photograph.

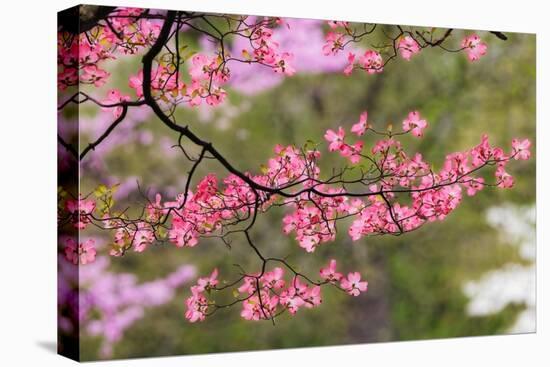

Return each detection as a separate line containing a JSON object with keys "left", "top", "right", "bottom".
{"left": 65, "top": 16, "right": 535, "bottom": 360}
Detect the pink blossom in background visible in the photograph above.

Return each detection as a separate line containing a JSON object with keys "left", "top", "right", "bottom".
{"left": 57, "top": 114, "right": 78, "bottom": 171}
{"left": 107, "top": 176, "right": 139, "bottom": 201}
{"left": 64, "top": 238, "right": 97, "bottom": 265}
{"left": 57, "top": 143, "right": 75, "bottom": 171}
{"left": 78, "top": 105, "right": 153, "bottom": 172}
{"left": 58, "top": 246, "right": 196, "bottom": 358}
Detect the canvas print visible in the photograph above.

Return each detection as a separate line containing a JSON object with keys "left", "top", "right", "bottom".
{"left": 57, "top": 5, "right": 536, "bottom": 361}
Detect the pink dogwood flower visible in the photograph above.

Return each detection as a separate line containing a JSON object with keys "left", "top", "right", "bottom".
{"left": 129, "top": 70, "right": 144, "bottom": 98}
{"left": 340, "top": 141, "right": 364, "bottom": 164}
{"left": 402, "top": 111, "right": 427, "bottom": 137}
{"left": 185, "top": 288, "right": 208, "bottom": 322}
{"left": 274, "top": 52, "right": 296, "bottom": 76}
{"left": 324, "top": 127, "right": 346, "bottom": 152}
{"left": 359, "top": 50, "right": 383, "bottom": 74}
{"left": 461, "top": 34, "right": 488, "bottom": 62}
{"left": 496, "top": 166, "right": 514, "bottom": 188}
{"left": 327, "top": 20, "right": 349, "bottom": 29}
{"left": 323, "top": 32, "right": 346, "bottom": 56}
{"left": 240, "top": 294, "right": 278, "bottom": 320}
{"left": 464, "top": 177, "right": 485, "bottom": 196}
{"left": 303, "top": 286, "right": 322, "bottom": 308}
{"left": 262, "top": 267, "right": 286, "bottom": 290}
{"left": 397, "top": 35, "right": 421, "bottom": 61}
{"left": 344, "top": 52, "right": 356, "bottom": 76}
{"left": 64, "top": 238, "right": 96, "bottom": 265}
{"left": 81, "top": 66, "right": 110, "bottom": 87}
{"left": 471, "top": 134, "right": 494, "bottom": 167}
{"left": 189, "top": 54, "right": 212, "bottom": 81}
{"left": 351, "top": 111, "right": 369, "bottom": 136}
{"left": 340, "top": 272, "right": 368, "bottom": 296}
{"left": 511, "top": 138, "right": 531, "bottom": 160}
{"left": 102, "top": 89, "right": 131, "bottom": 118}
{"left": 65, "top": 196, "right": 96, "bottom": 229}
{"left": 194, "top": 268, "right": 219, "bottom": 292}
{"left": 320, "top": 259, "right": 343, "bottom": 282}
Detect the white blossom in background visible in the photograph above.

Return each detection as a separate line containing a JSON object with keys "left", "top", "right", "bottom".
{"left": 463, "top": 204, "right": 535, "bottom": 333}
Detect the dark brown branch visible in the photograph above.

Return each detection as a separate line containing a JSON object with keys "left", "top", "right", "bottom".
{"left": 490, "top": 31, "right": 508, "bottom": 41}
{"left": 57, "top": 134, "right": 78, "bottom": 159}
{"left": 80, "top": 105, "right": 128, "bottom": 160}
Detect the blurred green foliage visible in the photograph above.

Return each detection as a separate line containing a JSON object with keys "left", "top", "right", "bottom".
{"left": 78, "top": 26, "right": 535, "bottom": 360}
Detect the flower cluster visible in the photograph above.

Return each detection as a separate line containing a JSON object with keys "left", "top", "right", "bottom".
{"left": 62, "top": 113, "right": 530, "bottom": 263}
{"left": 243, "top": 24, "right": 296, "bottom": 76}
{"left": 282, "top": 191, "right": 343, "bottom": 252}
{"left": 126, "top": 54, "right": 231, "bottom": 107}
{"left": 187, "top": 54, "right": 230, "bottom": 106}
{"left": 324, "top": 126, "right": 364, "bottom": 163}
{"left": 397, "top": 35, "right": 421, "bottom": 61}
{"left": 121, "top": 22, "right": 295, "bottom": 108}
{"left": 185, "top": 261, "right": 367, "bottom": 322}
{"left": 57, "top": 7, "right": 160, "bottom": 90}
{"left": 60, "top": 107, "right": 531, "bottom": 263}
{"left": 344, "top": 50, "right": 384, "bottom": 75}
{"left": 320, "top": 260, "right": 368, "bottom": 296}
{"left": 185, "top": 269, "right": 218, "bottom": 322}
{"left": 222, "top": 19, "right": 360, "bottom": 95}
{"left": 322, "top": 21, "right": 352, "bottom": 57}
{"left": 323, "top": 31, "right": 347, "bottom": 56}
{"left": 322, "top": 22, "right": 490, "bottom": 75}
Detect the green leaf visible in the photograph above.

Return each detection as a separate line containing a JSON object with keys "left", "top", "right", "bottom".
{"left": 157, "top": 227, "right": 167, "bottom": 239}
{"left": 94, "top": 184, "right": 108, "bottom": 197}
{"left": 183, "top": 50, "right": 197, "bottom": 61}
{"left": 303, "top": 139, "right": 317, "bottom": 151}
